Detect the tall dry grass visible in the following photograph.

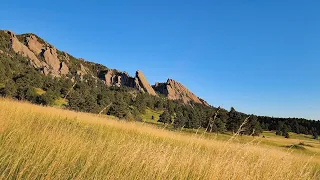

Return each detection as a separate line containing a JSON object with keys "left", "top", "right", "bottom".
{"left": 0, "top": 98, "right": 318, "bottom": 179}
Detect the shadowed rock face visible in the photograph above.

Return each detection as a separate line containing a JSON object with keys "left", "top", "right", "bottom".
{"left": 153, "top": 79, "right": 208, "bottom": 106}
{"left": 102, "top": 70, "right": 158, "bottom": 96}
{"left": 103, "top": 70, "right": 134, "bottom": 87}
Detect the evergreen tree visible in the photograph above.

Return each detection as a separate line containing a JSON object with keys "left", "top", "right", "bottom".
{"left": 227, "top": 107, "right": 242, "bottom": 133}
{"left": 174, "top": 112, "right": 185, "bottom": 128}
{"left": 245, "top": 115, "right": 262, "bottom": 136}
{"left": 312, "top": 130, "right": 318, "bottom": 140}
{"left": 1, "top": 80, "right": 17, "bottom": 97}
{"left": 158, "top": 111, "right": 171, "bottom": 124}
{"left": 40, "top": 90, "right": 57, "bottom": 105}
{"left": 214, "top": 118, "right": 226, "bottom": 134}
{"left": 109, "top": 100, "right": 129, "bottom": 119}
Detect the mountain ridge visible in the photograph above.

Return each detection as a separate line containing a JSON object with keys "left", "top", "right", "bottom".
{"left": 1, "top": 30, "right": 209, "bottom": 106}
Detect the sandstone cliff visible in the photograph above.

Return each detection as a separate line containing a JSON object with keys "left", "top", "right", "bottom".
{"left": 5, "top": 31, "right": 70, "bottom": 76}
{"left": 135, "top": 70, "right": 157, "bottom": 96}
{"left": 101, "top": 69, "right": 157, "bottom": 96}
{"left": 5, "top": 31, "right": 43, "bottom": 68}
{"left": 102, "top": 70, "right": 158, "bottom": 96}
{"left": 153, "top": 79, "right": 208, "bottom": 106}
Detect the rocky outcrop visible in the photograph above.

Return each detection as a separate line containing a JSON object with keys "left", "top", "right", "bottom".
{"left": 42, "top": 47, "right": 60, "bottom": 75}
{"left": 26, "top": 35, "right": 44, "bottom": 55}
{"left": 63, "top": 52, "right": 70, "bottom": 62}
{"left": 135, "top": 70, "right": 158, "bottom": 96}
{"left": 59, "top": 62, "right": 69, "bottom": 75}
{"left": 5, "top": 31, "right": 42, "bottom": 68}
{"left": 41, "top": 46, "right": 68, "bottom": 76}
{"left": 102, "top": 69, "right": 135, "bottom": 87}
{"left": 77, "top": 63, "right": 88, "bottom": 77}
{"left": 4, "top": 31, "right": 70, "bottom": 76}
{"left": 104, "top": 70, "right": 116, "bottom": 86}
{"left": 21, "top": 33, "right": 69, "bottom": 76}
{"left": 153, "top": 79, "right": 208, "bottom": 106}
{"left": 102, "top": 70, "right": 157, "bottom": 96}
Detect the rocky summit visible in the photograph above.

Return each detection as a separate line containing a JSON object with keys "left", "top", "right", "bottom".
{"left": 153, "top": 79, "right": 209, "bottom": 106}
{"left": 1, "top": 30, "right": 208, "bottom": 106}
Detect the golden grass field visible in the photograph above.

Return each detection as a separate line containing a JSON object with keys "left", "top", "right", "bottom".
{"left": 0, "top": 98, "right": 319, "bottom": 179}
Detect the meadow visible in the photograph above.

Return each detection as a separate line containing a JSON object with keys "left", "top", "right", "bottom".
{"left": 0, "top": 98, "right": 319, "bottom": 179}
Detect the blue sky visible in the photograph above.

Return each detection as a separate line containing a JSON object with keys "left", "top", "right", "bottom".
{"left": 1, "top": 0, "right": 319, "bottom": 119}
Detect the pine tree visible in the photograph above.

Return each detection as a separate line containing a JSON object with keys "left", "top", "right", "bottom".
{"left": 227, "top": 107, "right": 242, "bottom": 133}
{"left": 158, "top": 111, "right": 171, "bottom": 124}
{"left": 174, "top": 112, "right": 185, "bottom": 128}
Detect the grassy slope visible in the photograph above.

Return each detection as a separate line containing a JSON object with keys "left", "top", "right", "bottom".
{"left": 0, "top": 98, "right": 319, "bottom": 179}
{"left": 176, "top": 129, "right": 320, "bottom": 160}
{"left": 140, "top": 108, "right": 163, "bottom": 124}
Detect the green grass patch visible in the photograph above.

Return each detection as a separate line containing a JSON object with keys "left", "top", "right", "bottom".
{"left": 34, "top": 88, "right": 46, "bottom": 95}
{"left": 261, "top": 131, "right": 278, "bottom": 138}
{"left": 53, "top": 98, "right": 68, "bottom": 107}
{"left": 289, "top": 132, "right": 314, "bottom": 141}
{"left": 285, "top": 144, "right": 306, "bottom": 150}
{"left": 140, "top": 108, "right": 163, "bottom": 124}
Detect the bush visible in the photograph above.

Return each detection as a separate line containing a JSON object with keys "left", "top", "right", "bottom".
{"left": 284, "top": 132, "right": 290, "bottom": 139}
{"left": 40, "top": 90, "right": 57, "bottom": 105}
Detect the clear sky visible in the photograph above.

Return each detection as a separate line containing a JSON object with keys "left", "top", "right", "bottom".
{"left": 1, "top": 0, "right": 319, "bottom": 120}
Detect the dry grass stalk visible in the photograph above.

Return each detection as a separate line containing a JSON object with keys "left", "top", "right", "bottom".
{"left": 0, "top": 98, "right": 319, "bottom": 179}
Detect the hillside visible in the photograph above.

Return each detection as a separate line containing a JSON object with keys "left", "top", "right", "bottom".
{"left": 0, "top": 29, "right": 320, "bottom": 138}
{"left": 0, "top": 30, "right": 207, "bottom": 105}
{"left": 0, "top": 98, "right": 319, "bottom": 179}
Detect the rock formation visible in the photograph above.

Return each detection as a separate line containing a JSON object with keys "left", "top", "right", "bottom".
{"left": 42, "top": 47, "right": 60, "bottom": 76}
{"left": 103, "top": 69, "right": 134, "bottom": 87}
{"left": 102, "top": 70, "right": 158, "bottom": 96}
{"left": 26, "top": 35, "right": 44, "bottom": 55}
{"left": 63, "top": 52, "right": 70, "bottom": 62}
{"left": 5, "top": 31, "right": 42, "bottom": 68}
{"left": 5, "top": 31, "right": 69, "bottom": 76}
{"left": 153, "top": 79, "right": 208, "bottom": 106}
{"left": 59, "top": 62, "right": 69, "bottom": 75}
{"left": 135, "top": 70, "right": 158, "bottom": 96}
